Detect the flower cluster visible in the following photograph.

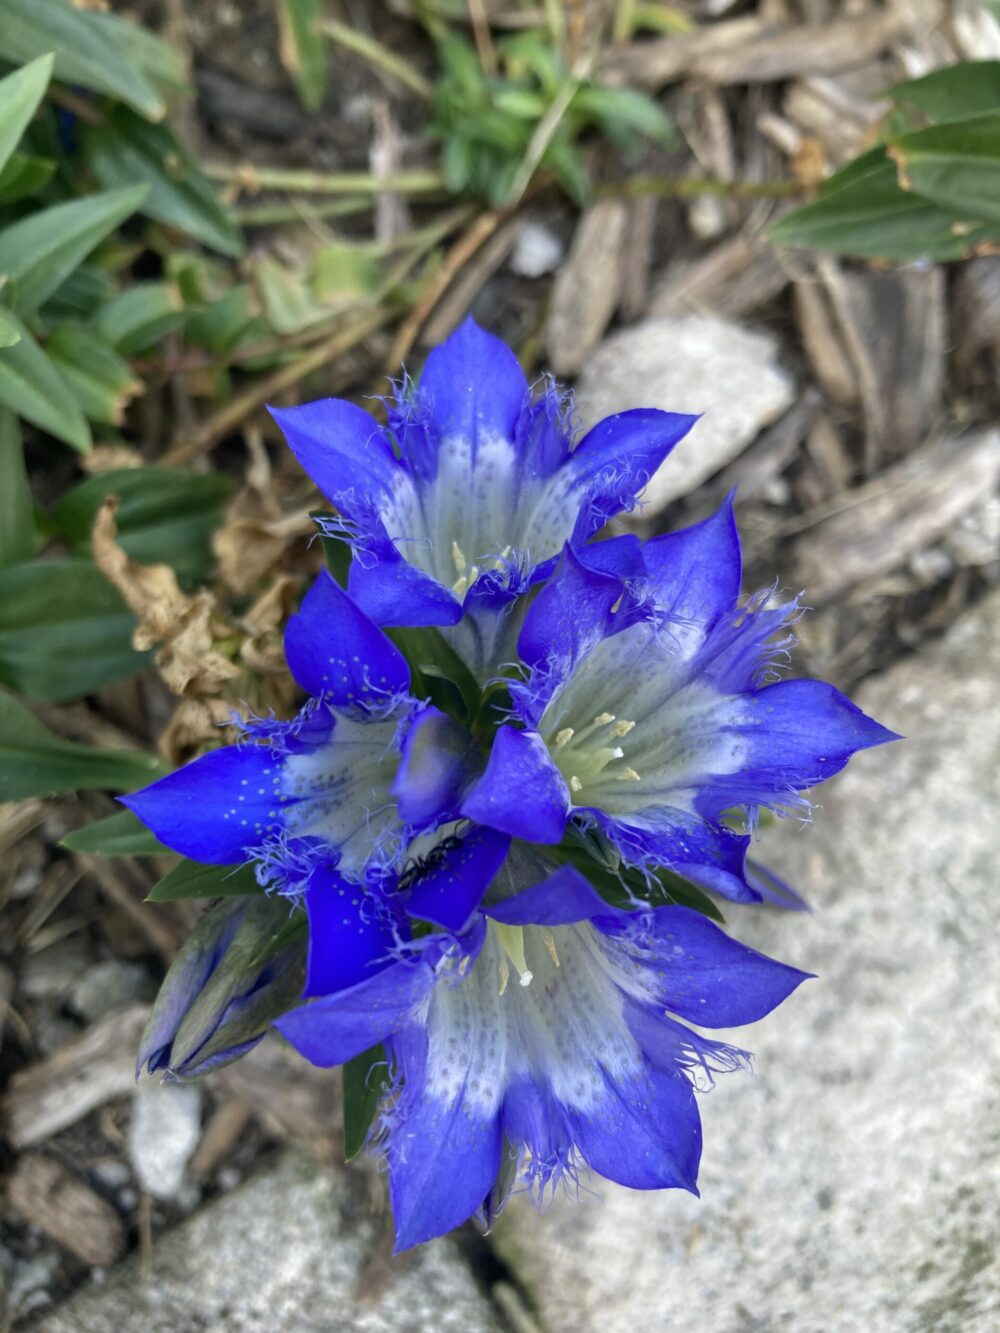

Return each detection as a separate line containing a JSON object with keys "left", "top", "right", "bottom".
{"left": 126, "top": 319, "right": 895, "bottom": 1250}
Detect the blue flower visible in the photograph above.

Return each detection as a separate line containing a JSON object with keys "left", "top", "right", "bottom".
{"left": 277, "top": 848, "right": 810, "bottom": 1251}
{"left": 459, "top": 500, "right": 898, "bottom": 903}
{"left": 270, "top": 317, "right": 697, "bottom": 674}
{"left": 123, "top": 569, "right": 480, "bottom": 903}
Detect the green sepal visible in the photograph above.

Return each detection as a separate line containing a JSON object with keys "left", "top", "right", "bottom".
{"left": 148, "top": 859, "right": 264, "bottom": 903}
{"left": 62, "top": 808, "right": 169, "bottom": 856}
{"left": 342, "top": 1043, "right": 388, "bottom": 1161}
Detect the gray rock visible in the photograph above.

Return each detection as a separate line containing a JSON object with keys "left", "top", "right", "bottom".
{"left": 69, "top": 960, "right": 156, "bottom": 1024}
{"left": 495, "top": 589, "right": 1000, "bottom": 1332}
{"left": 128, "top": 1080, "right": 202, "bottom": 1203}
{"left": 574, "top": 313, "right": 794, "bottom": 514}
{"left": 40, "top": 1152, "right": 503, "bottom": 1333}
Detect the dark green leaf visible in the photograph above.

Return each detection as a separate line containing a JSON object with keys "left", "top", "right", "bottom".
{"left": 387, "top": 624, "right": 481, "bottom": 722}
{"left": 0, "top": 0, "right": 166, "bottom": 120}
{"left": 147, "top": 858, "right": 264, "bottom": 902}
{"left": 41, "top": 264, "right": 117, "bottom": 324}
{"left": 92, "top": 281, "right": 185, "bottom": 355}
{"left": 83, "top": 107, "right": 243, "bottom": 258}
{"left": 184, "top": 284, "right": 255, "bottom": 354}
{"left": 277, "top": 0, "right": 328, "bottom": 112}
{"left": 767, "top": 148, "right": 997, "bottom": 261}
{"left": 56, "top": 466, "right": 231, "bottom": 582}
{"left": 0, "top": 557, "right": 149, "bottom": 701}
{"left": 889, "top": 60, "right": 1000, "bottom": 126}
{"left": 0, "top": 185, "right": 148, "bottom": 319}
{"left": 0, "top": 408, "right": 33, "bottom": 568}
{"left": 45, "top": 325, "right": 141, "bottom": 427}
{"left": 0, "top": 54, "right": 53, "bottom": 178}
{"left": 0, "top": 150, "right": 56, "bottom": 205}
{"left": 342, "top": 1044, "right": 387, "bottom": 1160}
{"left": 0, "top": 688, "right": 166, "bottom": 801}
{"left": 61, "top": 808, "right": 169, "bottom": 856}
{"left": 0, "top": 313, "right": 91, "bottom": 449}
{"left": 889, "top": 111, "right": 1000, "bottom": 224}
{"left": 88, "top": 9, "right": 189, "bottom": 93}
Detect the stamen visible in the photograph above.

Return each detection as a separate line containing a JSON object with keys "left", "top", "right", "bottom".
{"left": 498, "top": 956, "right": 510, "bottom": 996}
{"left": 495, "top": 922, "right": 534, "bottom": 989}
{"left": 616, "top": 767, "right": 641, "bottom": 782}
{"left": 452, "top": 575, "right": 468, "bottom": 597}
{"left": 594, "top": 712, "right": 616, "bottom": 727}
{"left": 555, "top": 728, "right": 575, "bottom": 749}
{"left": 451, "top": 540, "right": 467, "bottom": 575}
{"left": 569, "top": 775, "right": 583, "bottom": 793}
{"left": 612, "top": 719, "right": 635, "bottom": 737}
{"left": 541, "top": 929, "right": 560, "bottom": 967}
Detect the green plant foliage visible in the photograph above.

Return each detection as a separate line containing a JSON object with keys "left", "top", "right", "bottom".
{"left": 0, "top": 688, "right": 166, "bottom": 802}
{"left": 147, "top": 859, "right": 264, "bottom": 902}
{"left": 0, "top": 557, "right": 150, "bottom": 702}
{"left": 0, "top": 312, "right": 91, "bottom": 449}
{"left": 92, "top": 282, "right": 186, "bottom": 356}
{"left": 0, "top": 55, "right": 53, "bottom": 178}
{"left": 429, "top": 29, "right": 672, "bottom": 205}
{"left": 61, "top": 808, "right": 169, "bottom": 856}
{"left": 770, "top": 60, "right": 1000, "bottom": 262}
{"left": 276, "top": 0, "right": 329, "bottom": 112}
{"left": 0, "top": 409, "right": 33, "bottom": 569}
{"left": 342, "top": 1045, "right": 388, "bottom": 1160}
{"left": 56, "top": 467, "right": 232, "bottom": 583}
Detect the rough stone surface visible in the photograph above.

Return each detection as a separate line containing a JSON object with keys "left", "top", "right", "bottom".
{"left": 128, "top": 1079, "right": 202, "bottom": 1202}
{"left": 574, "top": 313, "right": 794, "bottom": 513}
{"left": 41, "top": 1152, "right": 503, "bottom": 1333}
{"left": 495, "top": 589, "right": 1000, "bottom": 1332}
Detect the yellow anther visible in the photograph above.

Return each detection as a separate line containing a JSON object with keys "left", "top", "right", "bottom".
{"left": 498, "top": 957, "right": 510, "bottom": 996}
{"left": 612, "top": 719, "right": 635, "bottom": 737}
{"left": 451, "top": 540, "right": 467, "bottom": 575}
{"left": 452, "top": 575, "right": 469, "bottom": 598}
{"left": 541, "top": 929, "right": 560, "bottom": 968}
{"left": 555, "top": 728, "right": 575, "bottom": 749}
{"left": 495, "top": 922, "right": 533, "bottom": 989}
{"left": 616, "top": 767, "right": 641, "bottom": 782}
{"left": 593, "top": 712, "right": 616, "bottom": 727}
{"left": 569, "top": 775, "right": 583, "bottom": 793}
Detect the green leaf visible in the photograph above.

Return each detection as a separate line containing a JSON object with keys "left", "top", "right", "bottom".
{"left": 56, "top": 466, "right": 231, "bottom": 583}
{"left": 41, "top": 264, "right": 117, "bottom": 324}
{"left": 888, "top": 111, "right": 1000, "bottom": 224}
{"left": 93, "top": 282, "right": 185, "bottom": 355}
{"left": 252, "top": 254, "right": 331, "bottom": 335}
{"left": 0, "top": 0, "right": 166, "bottom": 121}
{"left": 0, "top": 185, "right": 149, "bottom": 319}
{"left": 0, "top": 307, "right": 20, "bottom": 349}
{"left": 0, "top": 557, "right": 149, "bottom": 702}
{"left": 0, "top": 688, "right": 166, "bottom": 802}
{"left": 83, "top": 107, "right": 244, "bottom": 258}
{"left": 0, "top": 312, "right": 91, "bottom": 449}
{"left": 88, "top": 10, "right": 189, "bottom": 93}
{"left": 0, "top": 150, "right": 56, "bottom": 205}
{"left": 185, "top": 284, "right": 255, "bottom": 355}
{"left": 0, "top": 408, "right": 33, "bottom": 568}
{"left": 387, "top": 625, "right": 482, "bottom": 723}
{"left": 573, "top": 86, "right": 674, "bottom": 147}
{"left": 0, "top": 54, "right": 53, "bottom": 178}
{"left": 889, "top": 60, "right": 1000, "bottom": 126}
{"left": 277, "top": 0, "right": 328, "bottom": 112}
{"left": 61, "top": 808, "right": 169, "bottom": 856}
{"left": 45, "top": 324, "right": 141, "bottom": 427}
{"left": 767, "top": 148, "right": 997, "bottom": 261}
{"left": 342, "top": 1044, "right": 387, "bottom": 1160}
{"left": 147, "top": 858, "right": 264, "bottom": 902}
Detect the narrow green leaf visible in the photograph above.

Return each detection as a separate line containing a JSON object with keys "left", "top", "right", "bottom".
{"left": 0, "top": 184, "right": 148, "bottom": 319}
{"left": 0, "top": 307, "right": 20, "bottom": 349}
{"left": 342, "top": 1044, "right": 387, "bottom": 1160}
{"left": 0, "top": 0, "right": 166, "bottom": 121}
{"left": 83, "top": 107, "right": 243, "bottom": 258}
{"left": 0, "top": 408, "right": 33, "bottom": 568}
{"left": 45, "top": 324, "right": 141, "bottom": 427}
{"left": 88, "top": 10, "right": 190, "bottom": 93}
{"left": 0, "top": 313, "right": 91, "bottom": 449}
{"left": 889, "top": 60, "right": 1000, "bottom": 126}
{"left": 93, "top": 282, "right": 185, "bottom": 356}
{"left": 0, "top": 150, "right": 56, "bottom": 205}
{"left": 767, "top": 149, "right": 997, "bottom": 261}
{"left": 0, "top": 557, "right": 149, "bottom": 702}
{"left": 147, "top": 859, "right": 264, "bottom": 902}
{"left": 61, "top": 808, "right": 169, "bottom": 856}
{"left": 0, "top": 54, "right": 53, "bottom": 178}
{"left": 889, "top": 111, "right": 1000, "bottom": 224}
{"left": 277, "top": 0, "right": 328, "bottom": 112}
{"left": 56, "top": 466, "right": 231, "bottom": 583}
{"left": 0, "top": 688, "right": 166, "bottom": 802}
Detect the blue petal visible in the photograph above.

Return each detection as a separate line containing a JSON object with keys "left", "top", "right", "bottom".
{"left": 693, "top": 679, "right": 900, "bottom": 817}
{"left": 303, "top": 866, "right": 398, "bottom": 997}
{"left": 517, "top": 544, "right": 628, "bottom": 687}
{"left": 575, "top": 533, "right": 645, "bottom": 580}
{"left": 387, "top": 1073, "right": 503, "bottom": 1252}
{"left": 392, "top": 706, "right": 476, "bottom": 828}
{"left": 284, "top": 569, "right": 410, "bottom": 707}
{"left": 121, "top": 745, "right": 283, "bottom": 864}
{"left": 600, "top": 904, "right": 812, "bottom": 1028}
{"left": 348, "top": 547, "right": 462, "bottom": 628}
{"left": 269, "top": 398, "right": 400, "bottom": 520}
{"left": 563, "top": 408, "right": 699, "bottom": 538}
{"left": 584, "top": 805, "right": 756, "bottom": 904}
{"left": 405, "top": 826, "right": 510, "bottom": 933}
{"left": 417, "top": 317, "right": 527, "bottom": 453}
{"left": 487, "top": 864, "right": 619, "bottom": 928}
{"left": 460, "top": 726, "right": 570, "bottom": 844}
{"left": 567, "top": 1062, "right": 701, "bottom": 1191}
{"left": 275, "top": 951, "right": 441, "bottom": 1067}
{"left": 641, "top": 496, "right": 742, "bottom": 629}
